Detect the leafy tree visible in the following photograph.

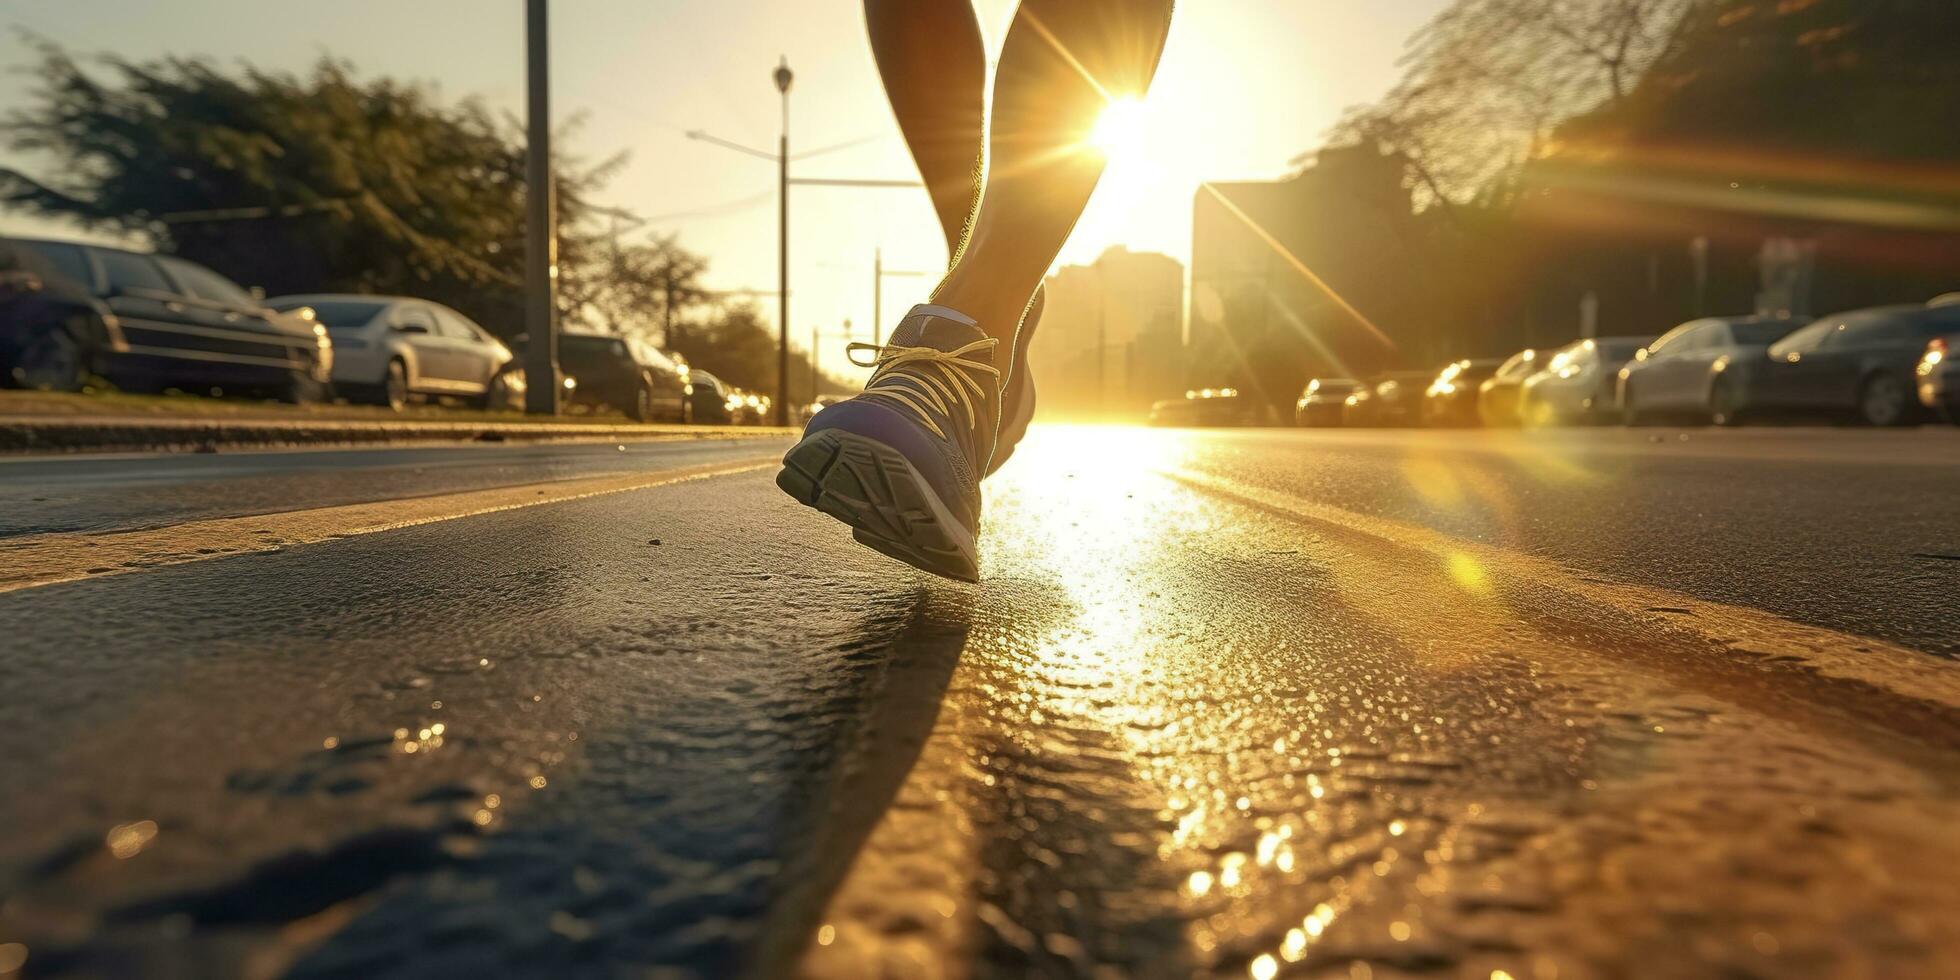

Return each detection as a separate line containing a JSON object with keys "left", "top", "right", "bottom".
{"left": 670, "top": 301, "right": 854, "bottom": 405}
{"left": 0, "top": 39, "right": 615, "bottom": 338}
{"left": 563, "top": 233, "right": 710, "bottom": 346}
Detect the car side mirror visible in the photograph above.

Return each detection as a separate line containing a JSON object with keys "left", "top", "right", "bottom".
{"left": 249, "top": 285, "right": 266, "bottom": 302}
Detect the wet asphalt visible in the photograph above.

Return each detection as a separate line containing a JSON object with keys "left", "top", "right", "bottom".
{"left": 1, "top": 425, "right": 1957, "bottom": 979}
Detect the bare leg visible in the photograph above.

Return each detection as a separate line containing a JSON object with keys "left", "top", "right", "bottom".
{"left": 863, "top": 0, "right": 986, "bottom": 256}
{"left": 932, "top": 0, "right": 1176, "bottom": 343}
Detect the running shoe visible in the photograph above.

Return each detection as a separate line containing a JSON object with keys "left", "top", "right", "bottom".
{"left": 776, "top": 304, "right": 1000, "bottom": 582}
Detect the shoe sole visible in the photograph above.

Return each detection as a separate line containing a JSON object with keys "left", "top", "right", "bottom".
{"left": 776, "top": 428, "right": 980, "bottom": 583}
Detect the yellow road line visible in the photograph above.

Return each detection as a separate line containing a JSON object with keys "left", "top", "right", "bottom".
{"left": 0, "top": 457, "right": 776, "bottom": 595}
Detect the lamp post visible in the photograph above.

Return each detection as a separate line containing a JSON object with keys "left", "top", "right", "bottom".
{"left": 523, "top": 0, "right": 558, "bottom": 415}
{"left": 774, "top": 57, "right": 793, "bottom": 426}
{"left": 686, "top": 61, "right": 923, "bottom": 422}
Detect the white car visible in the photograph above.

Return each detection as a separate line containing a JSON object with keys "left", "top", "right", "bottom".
{"left": 268, "top": 294, "right": 515, "bottom": 410}
{"left": 1519, "top": 336, "right": 1652, "bottom": 426}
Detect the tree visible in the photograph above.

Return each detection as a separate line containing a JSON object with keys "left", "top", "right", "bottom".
{"left": 1340, "top": 0, "right": 1694, "bottom": 207}
{"left": 0, "top": 39, "right": 617, "bottom": 338}
{"left": 562, "top": 233, "right": 710, "bottom": 346}
{"left": 1534, "top": 0, "right": 1960, "bottom": 312}
{"left": 670, "top": 301, "right": 854, "bottom": 405}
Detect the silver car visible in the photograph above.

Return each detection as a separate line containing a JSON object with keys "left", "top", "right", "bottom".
{"left": 269, "top": 294, "right": 514, "bottom": 410}
{"left": 1616, "top": 315, "right": 1806, "bottom": 424}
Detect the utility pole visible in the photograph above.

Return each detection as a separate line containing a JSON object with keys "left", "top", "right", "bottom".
{"left": 523, "top": 0, "right": 558, "bottom": 414}
{"left": 774, "top": 57, "right": 793, "bottom": 427}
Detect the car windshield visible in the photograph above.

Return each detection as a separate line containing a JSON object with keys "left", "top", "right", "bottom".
{"left": 1767, "top": 319, "right": 1841, "bottom": 357}
{"left": 560, "top": 335, "right": 627, "bottom": 361}
{"left": 19, "top": 240, "right": 92, "bottom": 285}
{"left": 280, "top": 299, "right": 384, "bottom": 328}
{"left": 1496, "top": 351, "right": 1536, "bottom": 379}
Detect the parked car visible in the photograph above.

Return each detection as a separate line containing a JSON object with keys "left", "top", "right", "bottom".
{"left": 1476, "top": 348, "right": 1539, "bottom": 426}
{"left": 1294, "top": 378, "right": 1362, "bottom": 426}
{"left": 1708, "top": 303, "right": 1960, "bottom": 426}
{"left": 1342, "top": 371, "right": 1434, "bottom": 427}
{"left": 1, "top": 237, "right": 329, "bottom": 401}
{"left": 1422, "top": 358, "right": 1503, "bottom": 426}
{"left": 1149, "top": 388, "right": 1254, "bottom": 427}
{"left": 1614, "top": 315, "right": 1807, "bottom": 425}
{"left": 1519, "top": 337, "right": 1652, "bottom": 426}
{"left": 688, "top": 369, "right": 736, "bottom": 424}
{"left": 1917, "top": 332, "right": 1958, "bottom": 423}
{"left": 725, "top": 387, "right": 772, "bottom": 425}
{"left": 268, "top": 294, "right": 512, "bottom": 410}
{"left": 505, "top": 331, "right": 690, "bottom": 423}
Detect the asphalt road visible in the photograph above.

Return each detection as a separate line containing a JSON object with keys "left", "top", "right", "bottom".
{"left": 1, "top": 426, "right": 1957, "bottom": 979}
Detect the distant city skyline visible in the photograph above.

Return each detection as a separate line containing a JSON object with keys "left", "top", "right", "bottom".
{"left": 0, "top": 0, "right": 1449, "bottom": 363}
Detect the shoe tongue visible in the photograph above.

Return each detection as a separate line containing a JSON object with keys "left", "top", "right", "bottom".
{"left": 889, "top": 305, "right": 991, "bottom": 364}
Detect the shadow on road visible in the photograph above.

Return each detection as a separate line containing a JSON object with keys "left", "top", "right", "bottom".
{"left": 747, "top": 588, "right": 971, "bottom": 976}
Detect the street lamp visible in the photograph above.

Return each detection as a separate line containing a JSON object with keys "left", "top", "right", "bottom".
{"left": 774, "top": 57, "right": 793, "bottom": 426}
{"left": 686, "top": 61, "right": 922, "bottom": 424}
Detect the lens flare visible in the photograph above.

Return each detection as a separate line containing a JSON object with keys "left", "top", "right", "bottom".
{"left": 1090, "top": 97, "right": 1146, "bottom": 158}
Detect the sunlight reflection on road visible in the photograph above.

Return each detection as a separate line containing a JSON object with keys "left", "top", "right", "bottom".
{"left": 805, "top": 425, "right": 1960, "bottom": 980}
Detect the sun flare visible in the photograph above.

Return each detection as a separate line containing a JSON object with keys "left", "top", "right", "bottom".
{"left": 1090, "top": 97, "right": 1146, "bottom": 158}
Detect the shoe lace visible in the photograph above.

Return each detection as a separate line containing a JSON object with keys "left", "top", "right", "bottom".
{"left": 848, "top": 339, "right": 1000, "bottom": 441}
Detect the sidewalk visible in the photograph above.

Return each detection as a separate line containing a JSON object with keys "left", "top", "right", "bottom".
{"left": 0, "top": 391, "right": 795, "bottom": 453}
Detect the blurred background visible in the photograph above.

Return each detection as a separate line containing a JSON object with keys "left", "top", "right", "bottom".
{"left": 1, "top": 0, "right": 1956, "bottom": 427}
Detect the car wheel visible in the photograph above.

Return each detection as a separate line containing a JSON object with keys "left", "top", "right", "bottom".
{"left": 478, "top": 373, "right": 514, "bottom": 412}
{"left": 8, "top": 323, "right": 84, "bottom": 392}
{"left": 1857, "top": 372, "right": 1912, "bottom": 427}
{"left": 1709, "top": 379, "right": 1748, "bottom": 427}
{"left": 382, "top": 360, "right": 409, "bottom": 411}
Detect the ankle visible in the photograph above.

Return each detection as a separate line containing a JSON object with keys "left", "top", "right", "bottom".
{"left": 931, "top": 275, "right": 1032, "bottom": 346}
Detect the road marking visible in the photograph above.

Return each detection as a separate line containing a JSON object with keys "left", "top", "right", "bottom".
{"left": 1161, "top": 465, "right": 1960, "bottom": 714}
{"left": 0, "top": 457, "right": 776, "bottom": 594}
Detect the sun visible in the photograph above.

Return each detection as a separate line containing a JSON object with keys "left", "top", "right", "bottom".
{"left": 1089, "top": 97, "right": 1146, "bottom": 159}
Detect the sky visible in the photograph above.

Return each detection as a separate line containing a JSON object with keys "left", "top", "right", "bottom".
{"left": 0, "top": 0, "right": 1449, "bottom": 361}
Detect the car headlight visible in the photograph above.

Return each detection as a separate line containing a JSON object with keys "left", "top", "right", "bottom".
{"left": 563, "top": 376, "right": 577, "bottom": 391}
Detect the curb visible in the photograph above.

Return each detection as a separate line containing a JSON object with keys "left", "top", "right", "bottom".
{"left": 0, "top": 415, "right": 798, "bottom": 455}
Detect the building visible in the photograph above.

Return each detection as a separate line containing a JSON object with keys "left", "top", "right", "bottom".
{"left": 1027, "top": 246, "right": 1184, "bottom": 420}
{"left": 1188, "top": 144, "right": 1427, "bottom": 420}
